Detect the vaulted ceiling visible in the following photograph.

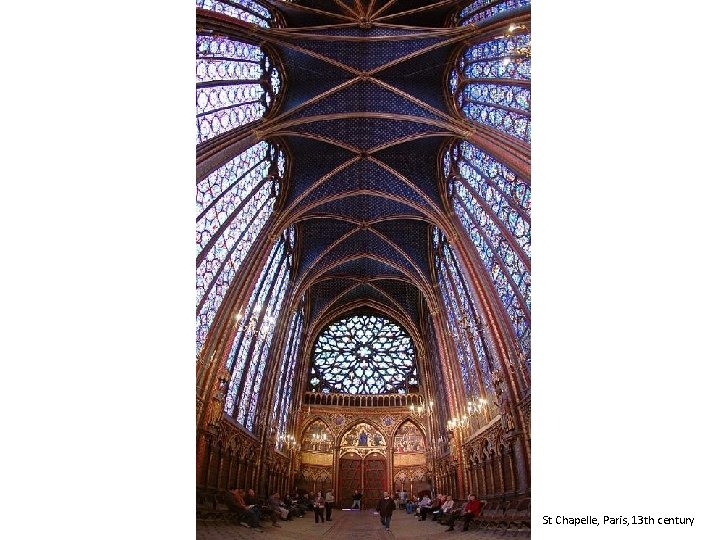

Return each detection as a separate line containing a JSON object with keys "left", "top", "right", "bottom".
{"left": 255, "top": 0, "right": 477, "bottom": 341}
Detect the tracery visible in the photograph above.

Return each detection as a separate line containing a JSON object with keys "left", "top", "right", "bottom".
{"left": 196, "top": 0, "right": 274, "bottom": 28}
{"left": 433, "top": 227, "right": 493, "bottom": 401}
{"left": 444, "top": 0, "right": 531, "bottom": 370}
{"left": 457, "top": 0, "right": 531, "bottom": 26}
{"left": 196, "top": 141, "right": 286, "bottom": 354}
{"left": 442, "top": 139, "right": 530, "bottom": 369}
{"left": 223, "top": 226, "right": 295, "bottom": 431}
{"left": 272, "top": 305, "right": 304, "bottom": 449}
{"left": 309, "top": 314, "right": 418, "bottom": 395}
{"left": 451, "top": 2, "right": 531, "bottom": 142}
{"left": 196, "top": 34, "right": 281, "bottom": 143}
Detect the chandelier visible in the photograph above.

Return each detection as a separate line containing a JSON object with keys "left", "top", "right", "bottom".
{"left": 409, "top": 400, "right": 433, "bottom": 417}
{"left": 500, "top": 24, "right": 531, "bottom": 65}
{"left": 447, "top": 395, "right": 488, "bottom": 432}
{"left": 277, "top": 432, "right": 300, "bottom": 451}
{"left": 235, "top": 305, "right": 275, "bottom": 338}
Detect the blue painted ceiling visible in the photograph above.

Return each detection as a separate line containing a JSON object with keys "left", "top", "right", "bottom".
{"left": 271, "top": 0, "right": 458, "bottom": 334}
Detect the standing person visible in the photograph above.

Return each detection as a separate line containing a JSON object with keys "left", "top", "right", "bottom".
{"left": 375, "top": 491, "right": 395, "bottom": 531}
{"left": 399, "top": 489, "right": 408, "bottom": 509}
{"left": 445, "top": 493, "right": 483, "bottom": 532}
{"left": 313, "top": 491, "right": 326, "bottom": 523}
{"left": 324, "top": 489, "right": 335, "bottom": 521}
{"left": 351, "top": 489, "right": 362, "bottom": 509}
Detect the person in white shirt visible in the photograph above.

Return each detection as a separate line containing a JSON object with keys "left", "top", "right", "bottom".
{"left": 415, "top": 494, "right": 432, "bottom": 517}
{"left": 324, "top": 489, "right": 335, "bottom": 521}
{"left": 435, "top": 495, "right": 454, "bottom": 521}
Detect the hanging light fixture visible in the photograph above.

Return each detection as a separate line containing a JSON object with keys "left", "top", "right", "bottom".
{"left": 409, "top": 399, "right": 433, "bottom": 418}
{"left": 500, "top": 24, "right": 531, "bottom": 66}
{"left": 235, "top": 305, "right": 275, "bottom": 338}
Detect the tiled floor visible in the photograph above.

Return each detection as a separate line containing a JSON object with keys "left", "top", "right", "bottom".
{"left": 197, "top": 508, "right": 527, "bottom": 539}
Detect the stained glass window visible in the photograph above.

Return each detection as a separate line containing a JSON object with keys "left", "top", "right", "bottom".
{"left": 196, "top": 34, "right": 281, "bottom": 143}
{"left": 196, "top": 0, "right": 273, "bottom": 28}
{"left": 196, "top": 141, "right": 286, "bottom": 354}
{"left": 454, "top": 3, "right": 530, "bottom": 142}
{"left": 223, "top": 226, "right": 295, "bottom": 431}
{"left": 442, "top": 139, "right": 530, "bottom": 371}
{"left": 433, "top": 227, "right": 493, "bottom": 402}
{"left": 458, "top": 0, "right": 531, "bottom": 26}
{"left": 309, "top": 315, "right": 418, "bottom": 395}
{"left": 273, "top": 305, "right": 304, "bottom": 450}
{"left": 424, "top": 318, "right": 450, "bottom": 434}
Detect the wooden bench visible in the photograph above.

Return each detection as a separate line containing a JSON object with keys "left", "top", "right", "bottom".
{"left": 196, "top": 490, "right": 235, "bottom": 522}
{"left": 437, "top": 500, "right": 466, "bottom": 526}
{"left": 502, "top": 497, "right": 531, "bottom": 536}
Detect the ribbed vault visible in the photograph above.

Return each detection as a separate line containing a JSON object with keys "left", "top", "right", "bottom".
{"left": 248, "top": 2, "right": 479, "bottom": 350}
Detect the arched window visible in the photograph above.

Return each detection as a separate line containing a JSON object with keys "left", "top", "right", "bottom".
{"left": 309, "top": 314, "right": 418, "bottom": 395}
{"left": 457, "top": 0, "right": 531, "bottom": 26}
{"left": 223, "top": 226, "right": 295, "bottom": 431}
{"left": 196, "top": 34, "right": 281, "bottom": 143}
{"left": 451, "top": 4, "right": 530, "bottom": 142}
{"left": 196, "top": 0, "right": 274, "bottom": 28}
{"left": 441, "top": 140, "right": 530, "bottom": 369}
{"left": 272, "top": 303, "right": 304, "bottom": 450}
{"left": 433, "top": 227, "right": 492, "bottom": 401}
{"left": 196, "top": 141, "right": 286, "bottom": 354}
{"left": 423, "top": 317, "right": 450, "bottom": 431}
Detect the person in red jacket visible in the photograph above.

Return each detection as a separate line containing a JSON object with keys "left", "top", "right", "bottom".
{"left": 445, "top": 494, "right": 484, "bottom": 531}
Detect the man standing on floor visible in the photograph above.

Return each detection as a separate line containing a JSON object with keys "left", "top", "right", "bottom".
{"left": 376, "top": 491, "right": 395, "bottom": 531}
{"left": 351, "top": 489, "right": 362, "bottom": 509}
{"left": 324, "top": 488, "right": 335, "bottom": 521}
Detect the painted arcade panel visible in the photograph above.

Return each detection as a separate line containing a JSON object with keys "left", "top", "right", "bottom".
{"left": 341, "top": 422, "right": 386, "bottom": 449}
{"left": 392, "top": 421, "right": 425, "bottom": 453}
{"left": 301, "top": 419, "right": 333, "bottom": 453}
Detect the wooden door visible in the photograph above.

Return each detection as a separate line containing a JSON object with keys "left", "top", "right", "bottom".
{"left": 339, "top": 453, "right": 362, "bottom": 508}
{"left": 363, "top": 453, "right": 387, "bottom": 507}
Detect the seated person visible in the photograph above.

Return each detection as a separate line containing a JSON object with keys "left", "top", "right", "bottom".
{"left": 415, "top": 495, "right": 432, "bottom": 517}
{"left": 405, "top": 496, "right": 417, "bottom": 514}
{"left": 226, "top": 488, "right": 261, "bottom": 528}
{"left": 446, "top": 494, "right": 484, "bottom": 532}
{"left": 300, "top": 493, "right": 314, "bottom": 512}
{"left": 246, "top": 488, "right": 279, "bottom": 526}
{"left": 434, "top": 495, "right": 454, "bottom": 521}
{"left": 284, "top": 494, "right": 303, "bottom": 518}
{"left": 266, "top": 492, "right": 284, "bottom": 526}
{"left": 419, "top": 494, "right": 443, "bottom": 521}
